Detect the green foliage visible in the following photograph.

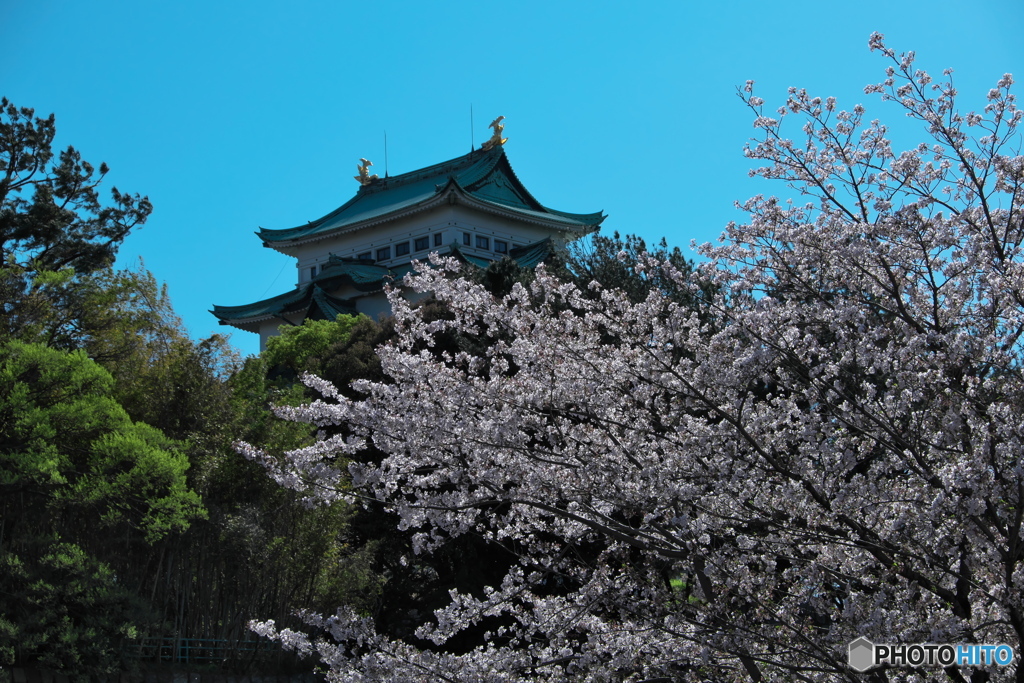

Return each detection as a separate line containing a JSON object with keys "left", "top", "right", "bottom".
{"left": 0, "top": 97, "right": 152, "bottom": 352}
{"left": 0, "top": 542, "right": 150, "bottom": 680}
{"left": 300, "top": 315, "right": 394, "bottom": 398}
{"left": 0, "top": 97, "right": 351, "bottom": 675}
{"left": 0, "top": 339, "right": 200, "bottom": 673}
{"left": 120, "top": 314, "right": 390, "bottom": 655}
{"left": 225, "top": 356, "right": 312, "bottom": 456}
{"left": 1, "top": 263, "right": 196, "bottom": 364}
{"left": 108, "top": 326, "right": 239, "bottom": 443}
{"left": 231, "top": 314, "right": 385, "bottom": 422}
{"left": 472, "top": 255, "right": 535, "bottom": 298}
{"left": 264, "top": 314, "right": 366, "bottom": 377}
{"left": 0, "top": 340, "right": 203, "bottom": 543}
{"left": 0, "top": 97, "right": 151, "bottom": 274}
{"left": 224, "top": 316, "right": 365, "bottom": 456}
{"left": 560, "top": 230, "right": 706, "bottom": 306}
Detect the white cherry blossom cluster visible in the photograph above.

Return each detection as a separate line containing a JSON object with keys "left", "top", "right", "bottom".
{"left": 243, "top": 35, "right": 1024, "bottom": 681}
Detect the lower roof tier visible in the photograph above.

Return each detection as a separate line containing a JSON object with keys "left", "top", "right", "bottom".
{"left": 211, "top": 239, "right": 559, "bottom": 331}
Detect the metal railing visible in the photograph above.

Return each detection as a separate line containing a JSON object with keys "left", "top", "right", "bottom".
{"left": 123, "top": 637, "right": 280, "bottom": 665}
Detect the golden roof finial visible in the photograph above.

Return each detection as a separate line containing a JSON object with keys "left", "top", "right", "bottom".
{"left": 481, "top": 116, "right": 508, "bottom": 151}
{"left": 354, "top": 158, "right": 379, "bottom": 186}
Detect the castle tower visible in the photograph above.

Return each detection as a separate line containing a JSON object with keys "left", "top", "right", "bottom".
{"left": 212, "top": 142, "right": 605, "bottom": 349}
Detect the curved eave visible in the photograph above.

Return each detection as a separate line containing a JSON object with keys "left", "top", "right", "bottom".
{"left": 212, "top": 273, "right": 390, "bottom": 328}
{"left": 446, "top": 243, "right": 493, "bottom": 269}
{"left": 542, "top": 206, "right": 607, "bottom": 226}
{"left": 465, "top": 194, "right": 604, "bottom": 233}
{"left": 211, "top": 284, "right": 312, "bottom": 323}
{"left": 214, "top": 313, "right": 278, "bottom": 330}
{"left": 264, "top": 182, "right": 601, "bottom": 252}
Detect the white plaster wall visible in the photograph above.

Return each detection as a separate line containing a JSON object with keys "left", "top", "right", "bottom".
{"left": 287, "top": 204, "right": 577, "bottom": 285}
{"left": 258, "top": 323, "right": 279, "bottom": 351}
{"left": 353, "top": 291, "right": 393, "bottom": 321}
{"left": 257, "top": 311, "right": 305, "bottom": 351}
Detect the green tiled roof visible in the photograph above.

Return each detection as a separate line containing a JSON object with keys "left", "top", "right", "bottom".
{"left": 211, "top": 283, "right": 359, "bottom": 324}
{"left": 507, "top": 238, "right": 557, "bottom": 269}
{"left": 447, "top": 243, "right": 493, "bottom": 269}
{"left": 445, "top": 238, "right": 558, "bottom": 270}
{"left": 211, "top": 258, "right": 393, "bottom": 323}
{"left": 315, "top": 256, "right": 394, "bottom": 291}
{"left": 308, "top": 288, "right": 359, "bottom": 321}
{"left": 211, "top": 284, "right": 314, "bottom": 322}
{"left": 258, "top": 146, "right": 604, "bottom": 245}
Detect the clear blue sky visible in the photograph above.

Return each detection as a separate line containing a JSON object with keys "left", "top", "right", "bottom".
{"left": 2, "top": 0, "right": 1021, "bottom": 357}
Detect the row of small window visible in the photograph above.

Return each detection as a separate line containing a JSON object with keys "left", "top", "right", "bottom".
{"left": 356, "top": 233, "right": 445, "bottom": 262}
{"left": 462, "top": 232, "right": 508, "bottom": 254}
{"left": 351, "top": 232, "right": 510, "bottom": 263}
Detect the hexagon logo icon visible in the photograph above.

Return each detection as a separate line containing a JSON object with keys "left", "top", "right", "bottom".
{"left": 848, "top": 637, "right": 875, "bottom": 672}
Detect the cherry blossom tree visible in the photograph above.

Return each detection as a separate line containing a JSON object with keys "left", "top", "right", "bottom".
{"left": 242, "top": 35, "right": 1024, "bottom": 682}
